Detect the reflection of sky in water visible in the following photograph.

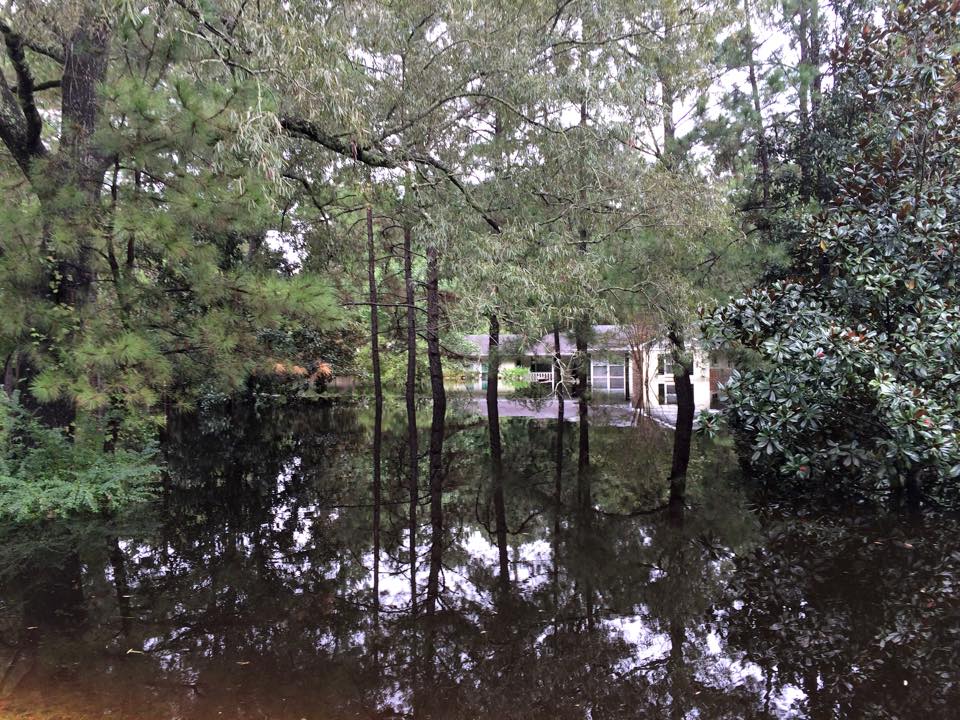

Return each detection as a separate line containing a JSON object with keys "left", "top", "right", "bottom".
{"left": 7, "top": 410, "right": 957, "bottom": 720}
{"left": 110, "top": 471, "right": 809, "bottom": 718}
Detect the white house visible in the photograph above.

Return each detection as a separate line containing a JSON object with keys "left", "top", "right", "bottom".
{"left": 462, "top": 325, "right": 731, "bottom": 411}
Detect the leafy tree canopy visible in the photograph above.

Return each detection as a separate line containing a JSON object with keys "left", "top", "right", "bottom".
{"left": 704, "top": 0, "right": 960, "bottom": 489}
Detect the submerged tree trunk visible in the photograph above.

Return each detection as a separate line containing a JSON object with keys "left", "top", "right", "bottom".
{"left": 554, "top": 327, "right": 566, "bottom": 511}
{"left": 668, "top": 328, "right": 695, "bottom": 509}
{"left": 550, "top": 326, "right": 566, "bottom": 633}
{"left": 577, "top": 396, "right": 590, "bottom": 509}
{"left": 667, "top": 503, "right": 687, "bottom": 714}
{"left": 487, "top": 314, "right": 509, "bottom": 590}
{"left": 107, "top": 536, "right": 131, "bottom": 636}
{"left": 552, "top": 324, "right": 563, "bottom": 396}
{"left": 425, "top": 243, "right": 446, "bottom": 613}
{"left": 576, "top": 395, "right": 597, "bottom": 630}
{"left": 403, "top": 225, "right": 419, "bottom": 614}
{"left": 367, "top": 205, "right": 382, "bottom": 617}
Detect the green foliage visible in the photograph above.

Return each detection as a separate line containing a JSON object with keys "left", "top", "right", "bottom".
{"left": 0, "top": 8, "right": 342, "bottom": 432}
{"left": 704, "top": 2, "right": 960, "bottom": 488}
{"left": 0, "top": 397, "right": 159, "bottom": 521}
{"left": 501, "top": 366, "right": 532, "bottom": 391}
{"left": 353, "top": 339, "right": 431, "bottom": 396}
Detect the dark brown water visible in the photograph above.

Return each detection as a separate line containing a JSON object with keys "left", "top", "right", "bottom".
{"left": 0, "top": 399, "right": 958, "bottom": 719}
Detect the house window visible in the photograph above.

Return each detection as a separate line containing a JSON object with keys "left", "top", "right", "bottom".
{"left": 658, "top": 383, "right": 677, "bottom": 405}
{"left": 593, "top": 362, "right": 608, "bottom": 382}
{"left": 658, "top": 353, "right": 674, "bottom": 376}
{"left": 591, "top": 360, "right": 626, "bottom": 392}
{"left": 609, "top": 363, "right": 625, "bottom": 390}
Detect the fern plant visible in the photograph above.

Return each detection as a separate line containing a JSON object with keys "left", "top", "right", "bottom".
{"left": 0, "top": 397, "right": 159, "bottom": 521}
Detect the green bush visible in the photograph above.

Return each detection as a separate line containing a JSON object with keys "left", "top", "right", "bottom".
{"left": 501, "top": 366, "right": 532, "bottom": 390}
{"left": 703, "top": 5, "right": 960, "bottom": 489}
{"left": 0, "top": 397, "right": 159, "bottom": 521}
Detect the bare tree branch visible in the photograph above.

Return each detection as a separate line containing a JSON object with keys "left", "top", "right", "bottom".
{"left": 2, "top": 24, "right": 45, "bottom": 153}
{"left": 9, "top": 78, "right": 60, "bottom": 93}
{"left": 280, "top": 116, "right": 397, "bottom": 168}
{"left": 0, "top": 19, "right": 64, "bottom": 64}
{"left": 280, "top": 115, "right": 503, "bottom": 233}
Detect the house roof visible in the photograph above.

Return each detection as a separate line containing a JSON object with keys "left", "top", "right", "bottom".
{"left": 463, "top": 324, "right": 632, "bottom": 357}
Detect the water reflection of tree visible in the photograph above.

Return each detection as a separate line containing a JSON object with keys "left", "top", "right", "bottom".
{"left": 4, "top": 401, "right": 755, "bottom": 718}
{"left": 720, "top": 508, "right": 960, "bottom": 719}
{"left": 5, "top": 402, "right": 957, "bottom": 719}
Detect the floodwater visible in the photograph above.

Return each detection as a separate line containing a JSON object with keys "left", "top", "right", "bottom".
{"left": 0, "top": 398, "right": 958, "bottom": 719}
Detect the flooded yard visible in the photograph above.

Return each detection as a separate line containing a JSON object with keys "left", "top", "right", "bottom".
{"left": 0, "top": 399, "right": 957, "bottom": 719}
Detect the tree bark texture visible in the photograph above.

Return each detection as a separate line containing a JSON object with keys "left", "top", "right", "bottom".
{"left": 668, "top": 328, "right": 695, "bottom": 508}
{"left": 425, "top": 243, "right": 446, "bottom": 613}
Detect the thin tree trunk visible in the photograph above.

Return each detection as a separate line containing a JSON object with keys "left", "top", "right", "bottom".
{"left": 554, "top": 388, "right": 565, "bottom": 524}
{"left": 487, "top": 314, "right": 509, "bottom": 589}
{"left": 809, "top": 0, "right": 824, "bottom": 195}
{"left": 798, "top": 0, "right": 810, "bottom": 127}
{"left": 552, "top": 324, "right": 563, "bottom": 396}
{"left": 551, "top": 380, "right": 565, "bottom": 645}
{"left": 630, "top": 344, "right": 646, "bottom": 410}
{"left": 573, "top": 97, "right": 591, "bottom": 398}
{"left": 3, "top": 351, "right": 18, "bottom": 396}
{"left": 576, "top": 393, "right": 597, "bottom": 630}
{"left": 744, "top": 0, "right": 771, "bottom": 213}
{"left": 554, "top": 328, "right": 566, "bottom": 479}
{"left": 367, "top": 204, "right": 382, "bottom": 617}
{"left": 425, "top": 242, "right": 446, "bottom": 613}
{"left": 810, "top": 0, "right": 822, "bottom": 111}
{"left": 661, "top": 73, "right": 676, "bottom": 166}
{"left": 797, "top": 0, "right": 815, "bottom": 199}
{"left": 668, "top": 328, "right": 694, "bottom": 509}
{"left": 577, "top": 396, "right": 590, "bottom": 509}
{"left": 403, "top": 225, "right": 419, "bottom": 614}
{"left": 553, "top": 325, "right": 566, "bottom": 585}
{"left": 667, "top": 501, "right": 687, "bottom": 713}
{"left": 574, "top": 321, "right": 590, "bottom": 397}
{"left": 659, "top": 4, "right": 678, "bottom": 169}
{"left": 107, "top": 536, "right": 131, "bottom": 636}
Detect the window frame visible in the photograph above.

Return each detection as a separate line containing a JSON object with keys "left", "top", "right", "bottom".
{"left": 657, "top": 353, "right": 674, "bottom": 376}
{"left": 658, "top": 382, "right": 677, "bottom": 405}
{"left": 591, "top": 357, "right": 626, "bottom": 392}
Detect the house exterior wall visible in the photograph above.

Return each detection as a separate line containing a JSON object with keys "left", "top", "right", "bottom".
{"left": 458, "top": 358, "right": 521, "bottom": 393}
{"left": 631, "top": 343, "right": 714, "bottom": 411}
{"left": 460, "top": 329, "right": 729, "bottom": 409}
